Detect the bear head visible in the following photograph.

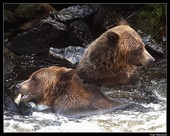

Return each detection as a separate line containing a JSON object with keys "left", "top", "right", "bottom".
{"left": 15, "top": 66, "right": 75, "bottom": 106}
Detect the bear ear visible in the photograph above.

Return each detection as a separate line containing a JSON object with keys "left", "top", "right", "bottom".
{"left": 107, "top": 31, "right": 119, "bottom": 45}
{"left": 60, "top": 69, "right": 75, "bottom": 81}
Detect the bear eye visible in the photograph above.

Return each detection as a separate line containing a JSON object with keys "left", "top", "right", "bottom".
{"left": 131, "top": 48, "right": 142, "bottom": 56}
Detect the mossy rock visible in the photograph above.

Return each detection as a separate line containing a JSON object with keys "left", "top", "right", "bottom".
{"left": 135, "top": 4, "right": 166, "bottom": 35}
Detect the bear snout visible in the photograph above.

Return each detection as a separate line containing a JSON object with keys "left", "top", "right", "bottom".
{"left": 15, "top": 81, "right": 29, "bottom": 93}
{"left": 15, "top": 82, "right": 21, "bottom": 90}
{"left": 144, "top": 49, "right": 155, "bottom": 66}
{"left": 147, "top": 56, "right": 155, "bottom": 64}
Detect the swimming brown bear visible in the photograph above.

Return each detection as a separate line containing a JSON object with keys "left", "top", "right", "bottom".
{"left": 15, "top": 66, "right": 131, "bottom": 118}
{"left": 76, "top": 22, "right": 155, "bottom": 87}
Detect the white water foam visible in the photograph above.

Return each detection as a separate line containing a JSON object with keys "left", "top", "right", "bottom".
{"left": 4, "top": 105, "right": 166, "bottom": 132}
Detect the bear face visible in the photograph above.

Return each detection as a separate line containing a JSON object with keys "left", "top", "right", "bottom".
{"left": 76, "top": 24, "right": 155, "bottom": 87}
{"left": 16, "top": 66, "right": 75, "bottom": 106}
{"left": 15, "top": 66, "right": 131, "bottom": 118}
{"left": 111, "top": 27, "right": 154, "bottom": 67}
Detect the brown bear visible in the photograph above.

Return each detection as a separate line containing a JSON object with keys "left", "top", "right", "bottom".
{"left": 76, "top": 22, "right": 155, "bottom": 87}
{"left": 15, "top": 66, "right": 131, "bottom": 118}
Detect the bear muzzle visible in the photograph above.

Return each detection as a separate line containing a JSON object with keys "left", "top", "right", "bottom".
{"left": 143, "top": 49, "right": 155, "bottom": 66}
{"left": 15, "top": 82, "right": 32, "bottom": 104}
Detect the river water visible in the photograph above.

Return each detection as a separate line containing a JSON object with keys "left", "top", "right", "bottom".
{"left": 3, "top": 49, "right": 167, "bottom": 132}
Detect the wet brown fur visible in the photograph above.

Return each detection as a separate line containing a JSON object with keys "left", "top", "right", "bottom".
{"left": 76, "top": 23, "right": 155, "bottom": 87}
{"left": 17, "top": 66, "right": 129, "bottom": 118}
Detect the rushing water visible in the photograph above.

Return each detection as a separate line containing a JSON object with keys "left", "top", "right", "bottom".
{"left": 3, "top": 50, "right": 166, "bottom": 132}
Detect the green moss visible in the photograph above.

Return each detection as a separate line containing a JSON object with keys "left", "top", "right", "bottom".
{"left": 136, "top": 4, "right": 166, "bottom": 34}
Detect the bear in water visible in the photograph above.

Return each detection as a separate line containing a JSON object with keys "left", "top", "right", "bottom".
{"left": 15, "top": 66, "right": 131, "bottom": 118}
{"left": 76, "top": 22, "right": 155, "bottom": 87}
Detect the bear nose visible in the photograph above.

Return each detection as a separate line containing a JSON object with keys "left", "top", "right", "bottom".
{"left": 15, "top": 83, "right": 21, "bottom": 89}
{"left": 149, "top": 57, "right": 155, "bottom": 64}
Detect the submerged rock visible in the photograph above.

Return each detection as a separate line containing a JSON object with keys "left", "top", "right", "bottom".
{"left": 69, "top": 20, "right": 94, "bottom": 47}
{"left": 49, "top": 46, "right": 85, "bottom": 65}
{"left": 4, "top": 96, "right": 20, "bottom": 115}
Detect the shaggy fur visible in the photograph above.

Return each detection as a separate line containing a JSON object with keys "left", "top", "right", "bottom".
{"left": 16, "top": 66, "right": 131, "bottom": 118}
{"left": 76, "top": 23, "right": 155, "bottom": 87}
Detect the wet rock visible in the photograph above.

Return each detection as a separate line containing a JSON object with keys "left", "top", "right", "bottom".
{"left": 4, "top": 9, "right": 18, "bottom": 31}
{"left": 69, "top": 20, "right": 94, "bottom": 47}
{"left": 93, "top": 5, "right": 116, "bottom": 33}
{"left": 4, "top": 95, "right": 33, "bottom": 116}
{"left": 141, "top": 35, "right": 165, "bottom": 60}
{"left": 4, "top": 47, "right": 19, "bottom": 74}
{"left": 14, "top": 4, "right": 56, "bottom": 32}
{"left": 145, "top": 41, "right": 164, "bottom": 60}
{"left": 50, "top": 4, "right": 99, "bottom": 22}
{"left": 5, "top": 17, "right": 68, "bottom": 55}
{"left": 4, "top": 96, "right": 20, "bottom": 115}
{"left": 4, "top": 9, "right": 18, "bottom": 38}
{"left": 4, "top": 4, "right": 99, "bottom": 55}
{"left": 41, "top": 16, "right": 67, "bottom": 31}
{"left": 93, "top": 5, "right": 138, "bottom": 34}
{"left": 49, "top": 46, "right": 85, "bottom": 65}
{"left": 14, "top": 4, "right": 55, "bottom": 20}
